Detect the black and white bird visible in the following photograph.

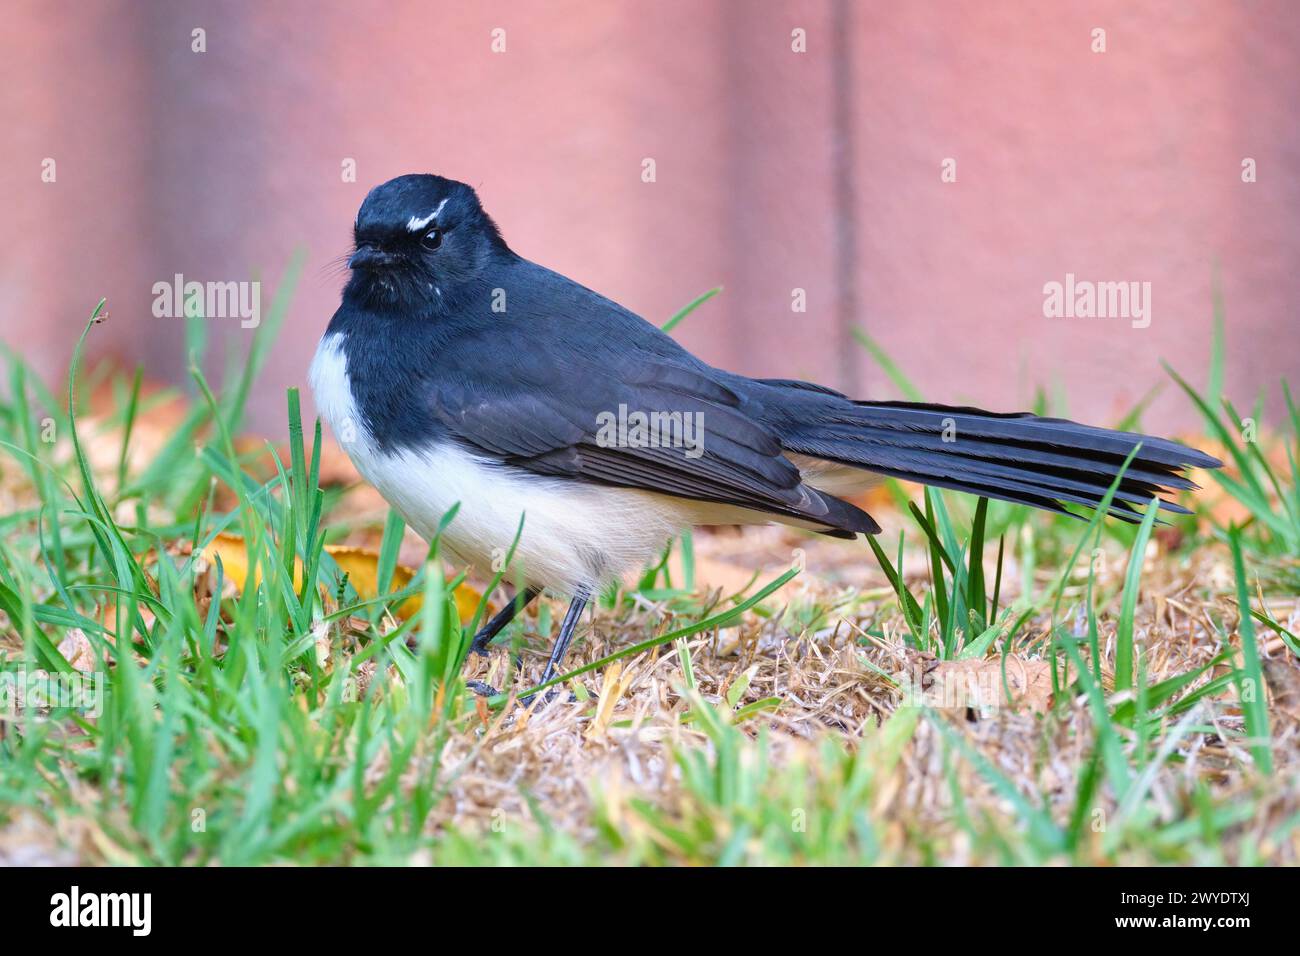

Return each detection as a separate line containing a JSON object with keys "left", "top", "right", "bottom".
{"left": 310, "top": 173, "right": 1219, "bottom": 694}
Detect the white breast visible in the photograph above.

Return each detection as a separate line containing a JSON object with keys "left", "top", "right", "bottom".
{"left": 308, "top": 333, "right": 693, "bottom": 595}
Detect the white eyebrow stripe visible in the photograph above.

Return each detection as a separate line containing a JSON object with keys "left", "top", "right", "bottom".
{"left": 406, "top": 198, "right": 448, "bottom": 232}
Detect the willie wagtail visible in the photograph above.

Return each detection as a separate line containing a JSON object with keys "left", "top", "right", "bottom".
{"left": 310, "top": 174, "right": 1221, "bottom": 696}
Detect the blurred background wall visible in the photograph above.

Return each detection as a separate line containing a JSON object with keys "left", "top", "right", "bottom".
{"left": 2, "top": 0, "right": 1297, "bottom": 434}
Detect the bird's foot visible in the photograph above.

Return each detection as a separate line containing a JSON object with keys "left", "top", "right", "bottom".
{"left": 469, "top": 629, "right": 496, "bottom": 658}
{"left": 469, "top": 680, "right": 585, "bottom": 708}
{"left": 468, "top": 586, "right": 542, "bottom": 658}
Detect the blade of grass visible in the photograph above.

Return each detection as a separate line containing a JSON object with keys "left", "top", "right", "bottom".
{"left": 1114, "top": 496, "right": 1160, "bottom": 695}
{"left": 661, "top": 286, "right": 722, "bottom": 334}
{"left": 1228, "top": 526, "right": 1273, "bottom": 773}
{"left": 851, "top": 328, "right": 924, "bottom": 401}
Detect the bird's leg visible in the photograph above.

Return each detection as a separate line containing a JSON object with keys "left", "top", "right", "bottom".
{"left": 469, "top": 586, "right": 540, "bottom": 657}
{"left": 520, "top": 595, "right": 589, "bottom": 706}
{"left": 465, "top": 587, "right": 542, "bottom": 698}
{"left": 539, "top": 595, "right": 589, "bottom": 685}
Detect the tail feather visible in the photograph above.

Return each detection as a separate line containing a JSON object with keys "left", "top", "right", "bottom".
{"left": 802, "top": 423, "right": 1201, "bottom": 491}
{"left": 843, "top": 401, "right": 1219, "bottom": 469}
{"left": 775, "top": 399, "right": 1221, "bottom": 524}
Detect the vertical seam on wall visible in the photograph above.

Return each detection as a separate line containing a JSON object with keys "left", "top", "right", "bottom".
{"left": 831, "top": 0, "right": 859, "bottom": 396}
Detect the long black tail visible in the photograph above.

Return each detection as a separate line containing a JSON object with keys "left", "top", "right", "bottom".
{"left": 769, "top": 394, "right": 1222, "bottom": 522}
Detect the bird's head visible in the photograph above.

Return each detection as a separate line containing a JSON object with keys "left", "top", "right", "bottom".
{"left": 344, "top": 174, "right": 509, "bottom": 312}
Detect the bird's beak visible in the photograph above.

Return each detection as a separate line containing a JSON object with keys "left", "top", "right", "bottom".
{"left": 348, "top": 244, "right": 395, "bottom": 270}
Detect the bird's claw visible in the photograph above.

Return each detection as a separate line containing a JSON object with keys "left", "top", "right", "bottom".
{"left": 465, "top": 679, "right": 500, "bottom": 698}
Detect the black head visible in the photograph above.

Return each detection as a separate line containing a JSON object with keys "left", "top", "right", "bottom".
{"left": 344, "top": 174, "right": 510, "bottom": 313}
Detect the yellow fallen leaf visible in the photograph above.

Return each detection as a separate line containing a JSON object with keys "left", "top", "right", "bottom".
{"left": 202, "top": 533, "right": 483, "bottom": 622}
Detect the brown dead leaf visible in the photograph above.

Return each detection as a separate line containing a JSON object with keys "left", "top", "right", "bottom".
{"left": 1263, "top": 657, "right": 1300, "bottom": 725}
{"left": 80, "top": 376, "right": 189, "bottom": 483}
{"left": 1193, "top": 435, "right": 1290, "bottom": 530}
{"left": 55, "top": 628, "right": 97, "bottom": 672}
{"left": 664, "top": 553, "right": 764, "bottom": 595}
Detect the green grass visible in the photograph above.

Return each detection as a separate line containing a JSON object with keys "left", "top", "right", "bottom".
{"left": 0, "top": 284, "right": 1295, "bottom": 865}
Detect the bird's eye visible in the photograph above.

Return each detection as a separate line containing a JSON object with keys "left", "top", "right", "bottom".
{"left": 421, "top": 228, "right": 443, "bottom": 251}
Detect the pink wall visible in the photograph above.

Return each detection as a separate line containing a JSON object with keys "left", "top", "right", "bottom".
{"left": 2, "top": 0, "right": 1297, "bottom": 434}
